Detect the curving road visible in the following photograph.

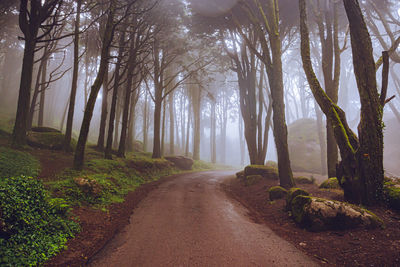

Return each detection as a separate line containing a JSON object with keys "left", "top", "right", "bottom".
{"left": 89, "top": 171, "right": 319, "bottom": 267}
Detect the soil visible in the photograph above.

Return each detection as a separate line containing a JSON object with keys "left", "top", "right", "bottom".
{"left": 223, "top": 174, "right": 400, "bottom": 266}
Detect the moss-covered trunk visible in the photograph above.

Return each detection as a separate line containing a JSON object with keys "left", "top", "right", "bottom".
{"left": 299, "top": 0, "right": 384, "bottom": 205}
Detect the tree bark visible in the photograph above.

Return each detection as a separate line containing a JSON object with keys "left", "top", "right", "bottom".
{"left": 169, "top": 92, "right": 175, "bottom": 155}
{"left": 192, "top": 84, "right": 201, "bottom": 160}
{"left": 64, "top": 0, "right": 81, "bottom": 151}
{"left": 74, "top": 0, "right": 116, "bottom": 169}
{"left": 299, "top": 0, "right": 384, "bottom": 205}
{"left": 105, "top": 30, "right": 125, "bottom": 159}
{"left": 97, "top": 65, "right": 109, "bottom": 150}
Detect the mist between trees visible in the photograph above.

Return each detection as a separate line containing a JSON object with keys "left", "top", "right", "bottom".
{"left": 1, "top": 0, "right": 400, "bottom": 204}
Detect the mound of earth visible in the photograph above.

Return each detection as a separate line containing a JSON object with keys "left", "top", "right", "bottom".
{"left": 27, "top": 127, "right": 75, "bottom": 150}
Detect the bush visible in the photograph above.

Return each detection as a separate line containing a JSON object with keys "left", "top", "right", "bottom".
{"left": 244, "top": 165, "right": 278, "bottom": 180}
{"left": 0, "top": 176, "right": 79, "bottom": 266}
{"left": 0, "top": 147, "right": 40, "bottom": 179}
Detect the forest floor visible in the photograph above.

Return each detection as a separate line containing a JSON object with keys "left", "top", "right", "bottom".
{"left": 223, "top": 174, "right": 400, "bottom": 266}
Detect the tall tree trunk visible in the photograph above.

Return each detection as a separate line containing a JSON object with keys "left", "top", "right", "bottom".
{"left": 211, "top": 99, "right": 216, "bottom": 164}
{"left": 105, "top": 30, "right": 125, "bottom": 159}
{"left": 315, "top": 103, "right": 327, "bottom": 175}
{"left": 143, "top": 90, "right": 148, "bottom": 152}
{"left": 27, "top": 53, "right": 45, "bottom": 130}
{"left": 161, "top": 100, "right": 166, "bottom": 156}
{"left": 74, "top": 1, "right": 115, "bottom": 169}
{"left": 97, "top": 66, "right": 109, "bottom": 150}
{"left": 239, "top": 109, "right": 245, "bottom": 166}
{"left": 192, "top": 84, "right": 201, "bottom": 160}
{"left": 185, "top": 95, "right": 191, "bottom": 157}
{"left": 300, "top": 0, "right": 385, "bottom": 205}
{"left": 127, "top": 87, "right": 139, "bottom": 152}
{"left": 38, "top": 58, "right": 47, "bottom": 127}
{"left": 12, "top": 37, "right": 36, "bottom": 147}
{"left": 169, "top": 92, "right": 175, "bottom": 155}
{"left": 266, "top": 5, "right": 294, "bottom": 188}
{"left": 64, "top": 0, "right": 81, "bottom": 151}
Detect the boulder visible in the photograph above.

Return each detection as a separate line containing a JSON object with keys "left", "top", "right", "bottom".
{"left": 245, "top": 175, "right": 263, "bottom": 186}
{"left": 74, "top": 177, "right": 102, "bottom": 198}
{"left": 383, "top": 182, "right": 400, "bottom": 211}
{"left": 294, "top": 176, "right": 315, "bottom": 184}
{"left": 319, "top": 177, "right": 340, "bottom": 189}
{"left": 286, "top": 188, "right": 309, "bottom": 210}
{"left": 290, "top": 195, "right": 384, "bottom": 231}
{"left": 244, "top": 165, "right": 278, "bottom": 180}
{"left": 165, "top": 156, "right": 193, "bottom": 170}
{"left": 27, "top": 130, "right": 75, "bottom": 150}
{"left": 236, "top": 170, "right": 245, "bottom": 179}
{"left": 269, "top": 186, "right": 288, "bottom": 200}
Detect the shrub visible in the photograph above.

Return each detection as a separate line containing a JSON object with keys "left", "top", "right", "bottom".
{"left": 268, "top": 186, "right": 288, "bottom": 200}
{"left": 0, "top": 176, "right": 79, "bottom": 266}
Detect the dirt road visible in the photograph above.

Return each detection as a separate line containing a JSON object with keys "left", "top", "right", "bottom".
{"left": 89, "top": 171, "right": 319, "bottom": 266}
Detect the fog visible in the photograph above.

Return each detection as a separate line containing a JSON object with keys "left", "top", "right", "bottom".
{"left": 0, "top": 0, "right": 400, "bottom": 176}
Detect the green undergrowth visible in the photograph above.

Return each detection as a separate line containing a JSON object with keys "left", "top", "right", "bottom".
{"left": 46, "top": 152, "right": 181, "bottom": 208}
{"left": 192, "top": 160, "right": 234, "bottom": 171}
{"left": 0, "top": 147, "right": 40, "bottom": 179}
{"left": 0, "top": 176, "right": 79, "bottom": 266}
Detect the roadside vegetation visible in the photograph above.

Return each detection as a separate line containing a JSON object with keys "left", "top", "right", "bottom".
{"left": 0, "top": 116, "right": 226, "bottom": 266}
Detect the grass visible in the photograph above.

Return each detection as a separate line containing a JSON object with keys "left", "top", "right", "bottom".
{"left": 0, "top": 146, "right": 40, "bottom": 179}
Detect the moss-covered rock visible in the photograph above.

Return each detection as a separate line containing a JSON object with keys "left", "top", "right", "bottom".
{"left": 286, "top": 187, "right": 310, "bottom": 210}
{"left": 265, "top": 161, "right": 278, "bottom": 168}
{"left": 164, "top": 156, "right": 193, "bottom": 170}
{"left": 294, "top": 176, "right": 315, "bottom": 184}
{"left": 269, "top": 186, "right": 288, "bottom": 200}
{"left": 319, "top": 177, "right": 340, "bottom": 189}
{"left": 290, "top": 195, "right": 384, "bottom": 231}
{"left": 383, "top": 182, "right": 400, "bottom": 211}
{"left": 27, "top": 130, "right": 76, "bottom": 150}
{"left": 244, "top": 175, "right": 263, "bottom": 186}
{"left": 244, "top": 165, "right": 278, "bottom": 180}
{"left": 236, "top": 170, "right": 245, "bottom": 179}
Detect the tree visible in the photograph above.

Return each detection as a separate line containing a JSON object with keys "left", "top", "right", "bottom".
{"left": 12, "top": 0, "right": 62, "bottom": 147}
{"left": 74, "top": 0, "right": 117, "bottom": 169}
{"left": 299, "top": 0, "right": 390, "bottom": 205}
{"left": 64, "top": 0, "right": 82, "bottom": 151}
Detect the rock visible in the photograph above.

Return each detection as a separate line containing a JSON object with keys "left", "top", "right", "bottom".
{"left": 74, "top": 177, "right": 102, "bottom": 198}
{"left": 245, "top": 175, "right": 263, "bottom": 186}
{"left": 294, "top": 176, "right": 315, "bottom": 184}
{"left": 27, "top": 130, "right": 75, "bottom": 150}
{"left": 31, "top": 126, "right": 61, "bottom": 133}
{"left": 269, "top": 186, "right": 288, "bottom": 200}
{"left": 319, "top": 177, "right": 340, "bottom": 189}
{"left": 383, "top": 182, "right": 400, "bottom": 211}
{"left": 236, "top": 170, "right": 245, "bottom": 179}
{"left": 244, "top": 165, "right": 278, "bottom": 180}
{"left": 165, "top": 156, "right": 193, "bottom": 170}
{"left": 286, "top": 188, "right": 309, "bottom": 210}
{"left": 290, "top": 195, "right": 384, "bottom": 231}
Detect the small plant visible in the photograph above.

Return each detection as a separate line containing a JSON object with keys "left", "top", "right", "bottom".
{"left": 0, "top": 176, "right": 79, "bottom": 266}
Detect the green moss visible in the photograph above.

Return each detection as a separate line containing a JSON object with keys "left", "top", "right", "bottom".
{"left": 268, "top": 186, "right": 288, "bottom": 200}
{"left": 0, "top": 147, "right": 40, "bottom": 178}
{"left": 286, "top": 187, "right": 310, "bottom": 210}
{"left": 319, "top": 177, "right": 340, "bottom": 189}
{"left": 383, "top": 182, "right": 400, "bottom": 211}
{"left": 244, "top": 165, "right": 278, "bottom": 180}
{"left": 291, "top": 195, "right": 312, "bottom": 224}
